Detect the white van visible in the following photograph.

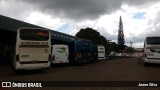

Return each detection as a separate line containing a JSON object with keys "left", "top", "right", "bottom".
{"left": 143, "top": 36, "right": 160, "bottom": 64}
{"left": 98, "top": 45, "right": 106, "bottom": 60}
{"left": 51, "top": 45, "right": 69, "bottom": 64}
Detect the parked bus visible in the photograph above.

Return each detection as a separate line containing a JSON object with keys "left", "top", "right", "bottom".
{"left": 143, "top": 36, "right": 160, "bottom": 65}
{"left": 90, "top": 42, "right": 98, "bottom": 62}
{"left": 98, "top": 45, "right": 106, "bottom": 60}
{"left": 69, "top": 39, "right": 91, "bottom": 64}
{"left": 51, "top": 45, "right": 69, "bottom": 64}
{"left": 12, "top": 28, "right": 51, "bottom": 71}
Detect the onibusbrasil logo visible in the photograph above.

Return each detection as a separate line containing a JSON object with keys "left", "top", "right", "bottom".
{"left": 2, "top": 82, "right": 42, "bottom": 87}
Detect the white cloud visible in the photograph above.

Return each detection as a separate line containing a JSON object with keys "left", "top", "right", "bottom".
{"left": 1, "top": 0, "right": 160, "bottom": 48}
{"left": 0, "top": 0, "right": 33, "bottom": 20}
{"left": 24, "top": 11, "right": 66, "bottom": 31}
{"left": 22, "top": 2, "right": 160, "bottom": 48}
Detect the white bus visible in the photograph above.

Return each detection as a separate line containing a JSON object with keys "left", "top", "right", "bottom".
{"left": 51, "top": 45, "right": 69, "bottom": 64}
{"left": 143, "top": 36, "right": 160, "bottom": 65}
{"left": 98, "top": 45, "right": 105, "bottom": 60}
{"left": 12, "top": 28, "right": 51, "bottom": 71}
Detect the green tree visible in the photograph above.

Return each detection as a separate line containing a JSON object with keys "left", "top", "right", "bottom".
{"left": 76, "top": 27, "right": 106, "bottom": 45}
{"left": 106, "top": 42, "right": 118, "bottom": 53}
{"left": 125, "top": 47, "right": 135, "bottom": 55}
{"left": 76, "top": 27, "right": 120, "bottom": 54}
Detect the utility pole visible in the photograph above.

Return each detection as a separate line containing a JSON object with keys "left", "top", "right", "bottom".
{"left": 130, "top": 37, "right": 135, "bottom": 57}
{"left": 130, "top": 37, "right": 135, "bottom": 48}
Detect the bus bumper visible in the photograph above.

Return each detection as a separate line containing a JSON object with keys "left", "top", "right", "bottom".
{"left": 144, "top": 58, "right": 160, "bottom": 64}
{"left": 15, "top": 62, "right": 50, "bottom": 70}
{"left": 52, "top": 60, "right": 69, "bottom": 64}
{"left": 98, "top": 57, "right": 106, "bottom": 60}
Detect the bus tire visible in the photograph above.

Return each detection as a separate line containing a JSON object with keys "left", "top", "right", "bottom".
{"left": 12, "top": 62, "right": 20, "bottom": 73}
{"left": 13, "top": 68, "right": 20, "bottom": 73}
{"left": 144, "top": 62, "right": 149, "bottom": 66}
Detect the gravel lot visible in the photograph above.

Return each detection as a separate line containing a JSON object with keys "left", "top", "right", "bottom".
{"left": 1, "top": 58, "right": 160, "bottom": 90}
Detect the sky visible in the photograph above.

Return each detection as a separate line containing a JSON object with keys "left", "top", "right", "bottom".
{"left": 1, "top": 0, "right": 160, "bottom": 48}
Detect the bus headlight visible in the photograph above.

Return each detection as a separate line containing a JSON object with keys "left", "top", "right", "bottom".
{"left": 77, "top": 53, "right": 81, "bottom": 58}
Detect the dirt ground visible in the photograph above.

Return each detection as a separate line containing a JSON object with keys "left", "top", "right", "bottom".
{"left": 1, "top": 58, "right": 160, "bottom": 90}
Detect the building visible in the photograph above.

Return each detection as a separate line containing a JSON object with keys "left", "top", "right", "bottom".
{"left": 0, "top": 15, "right": 78, "bottom": 65}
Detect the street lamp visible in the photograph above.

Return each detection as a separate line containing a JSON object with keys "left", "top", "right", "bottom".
{"left": 129, "top": 37, "right": 135, "bottom": 57}
{"left": 130, "top": 37, "right": 135, "bottom": 48}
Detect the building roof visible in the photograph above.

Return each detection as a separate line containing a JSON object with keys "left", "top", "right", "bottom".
{"left": 0, "top": 15, "right": 77, "bottom": 42}
{"left": 0, "top": 15, "right": 42, "bottom": 32}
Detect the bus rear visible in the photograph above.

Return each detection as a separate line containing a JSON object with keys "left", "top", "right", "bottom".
{"left": 143, "top": 37, "right": 160, "bottom": 64}
{"left": 98, "top": 45, "right": 105, "bottom": 60}
{"left": 51, "top": 45, "right": 69, "bottom": 64}
{"left": 69, "top": 39, "right": 91, "bottom": 64}
{"left": 13, "top": 28, "right": 51, "bottom": 70}
{"left": 76, "top": 40, "right": 91, "bottom": 63}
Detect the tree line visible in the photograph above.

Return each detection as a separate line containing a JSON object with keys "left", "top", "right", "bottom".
{"left": 75, "top": 27, "right": 136, "bottom": 54}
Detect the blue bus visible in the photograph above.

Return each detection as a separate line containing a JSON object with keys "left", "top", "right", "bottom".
{"left": 69, "top": 39, "right": 91, "bottom": 64}
{"left": 90, "top": 42, "right": 98, "bottom": 62}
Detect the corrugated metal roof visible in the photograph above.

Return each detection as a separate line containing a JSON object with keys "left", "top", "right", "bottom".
{"left": 0, "top": 15, "right": 77, "bottom": 42}
{"left": 0, "top": 15, "right": 42, "bottom": 32}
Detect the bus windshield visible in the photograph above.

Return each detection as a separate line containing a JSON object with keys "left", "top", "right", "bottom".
{"left": 76, "top": 41, "right": 90, "bottom": 53}
{"left": 20, "top": 29, "right": 49, "bottom": 41}
{"left": 91, "top": 45, "right": 97, "bottom": 52}
{"left": 147, "top": 37, "right": 160, "bottom": 45}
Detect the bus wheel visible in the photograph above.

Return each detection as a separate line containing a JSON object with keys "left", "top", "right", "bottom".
{"left": 144, "top": 62, "right": 149, "bottom": 66}
{"left": 13, "top": 67, "right": 19, "bottom": 73}
{"left": 12, "top": 64, "right": 19, "bottom": 73}
{"left": 37, "top": 69, "right": 43, "bottom": 72}
{"left": 13, "top": 68, "right": 20, "bottom": 73}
